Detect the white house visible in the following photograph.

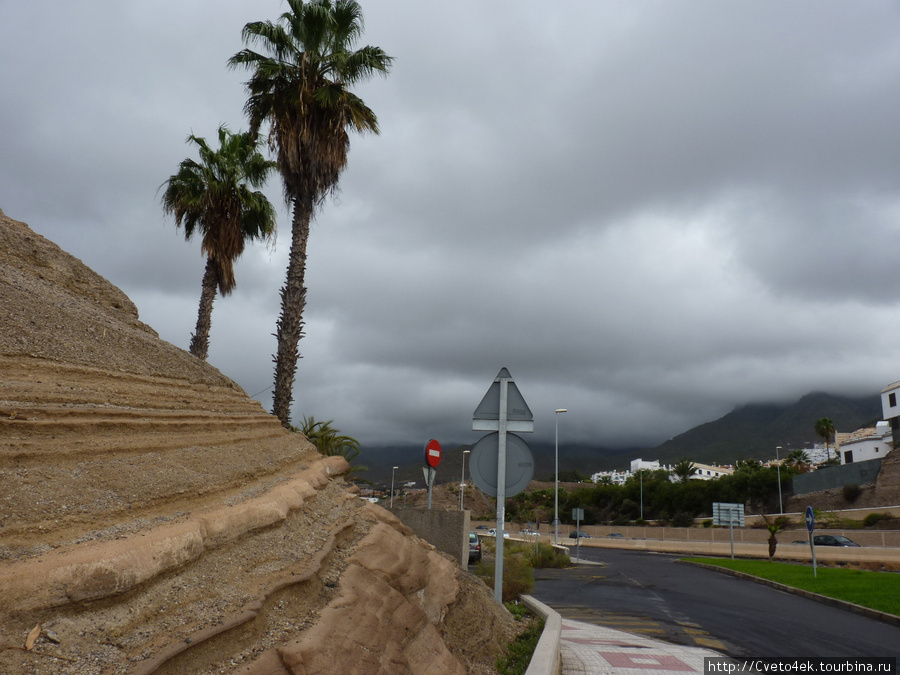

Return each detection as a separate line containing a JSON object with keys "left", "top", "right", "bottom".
{"left": 835, "top": 421, "right": 892, "bottom": 465}
{"left": 881, "top": 379, "right": 900, "bottom": 447}
{"left": 591, "top": 470, "right": 629, "bottom": 485}
{"left": 630, "top": 458, "right": 661, "bottom": 472}
{"left": 688, "top": 463, "right": 733, "bottom": 480}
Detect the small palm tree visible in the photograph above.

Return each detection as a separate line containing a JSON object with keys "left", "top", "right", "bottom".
{"left": 671, "top": 459, "right": 696, "bottom": 483}
{"left": 229, "top": 0, "right": 392, "bottom": 427}
{"left": 785, "top": 449, "right": 812, "bottom": 473}
{"left": 762, "top": 514, "right": 790, "bottom": 560}
{"left": 300, "top": 415, "right": 365, "bottom": 478}
{"left": 814, "top": 418, "right": 836, "bottom": 461}
{"left": 161, "top": 126, "right": 276, "bottom": 359}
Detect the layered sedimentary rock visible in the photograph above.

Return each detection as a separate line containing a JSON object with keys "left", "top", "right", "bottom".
{"left": 0, "top": 209, "right": 515, "bottom": 674}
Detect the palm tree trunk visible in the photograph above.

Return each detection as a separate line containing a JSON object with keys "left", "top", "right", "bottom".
{"left": 189, "top": 259, "right": 219, "bottom": 360}
{"left": 272, "top": 199, "right": 311, "bottom": 428}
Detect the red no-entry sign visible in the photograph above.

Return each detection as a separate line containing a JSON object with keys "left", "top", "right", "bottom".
{"left": 424, "top": 439, "right": 442, "bottom": 468}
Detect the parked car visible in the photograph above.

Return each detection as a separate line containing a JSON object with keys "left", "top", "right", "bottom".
{"left": 569, "top": 530, "right": 591, "bottom": 539}
{"left": 606, "top": 532, "right": 624, "bottom": 538}
{"left": 475, "top": 525, "right": 489, "bottom": 531}
{"left": 488, "top": 528, "right": 510, "bottom": 538}
{"left": 468, "top": 532, "right": 482, "bottom": 563}
{"left": 813, "top": 534, "right": 860, "bottom": 547}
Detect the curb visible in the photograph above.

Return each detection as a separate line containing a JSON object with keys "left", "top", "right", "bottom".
{"left": 519, "top": 594, "right": 562, "bottom": 675}
{"left": 679, "top": 560, "right": 900, "bottom": 628}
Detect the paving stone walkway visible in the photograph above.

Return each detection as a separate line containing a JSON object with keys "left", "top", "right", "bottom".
{"left": 560, "top": 617, "right": 724, "bottom": 674}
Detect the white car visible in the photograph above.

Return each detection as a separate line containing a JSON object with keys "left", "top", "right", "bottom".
{"left": 488, "top": 529, "right": 510, "bottom": 538}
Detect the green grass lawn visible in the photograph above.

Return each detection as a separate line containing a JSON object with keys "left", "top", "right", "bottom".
{"left": 682, "top": 558, "right": 900, "bottom": 617}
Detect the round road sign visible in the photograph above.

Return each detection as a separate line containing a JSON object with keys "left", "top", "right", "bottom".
{"left": 805, "top": 506, "right": 815, "bottom": 533}
{"left": 424, "top": 439, "right": 442, "bottom": 468}
{"left": 469, "top": 432, "right": 534, "bottom": 498}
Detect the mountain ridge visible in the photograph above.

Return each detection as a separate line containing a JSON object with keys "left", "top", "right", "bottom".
{"left": 362, "top": 391, "right": 884, "bottom": 483}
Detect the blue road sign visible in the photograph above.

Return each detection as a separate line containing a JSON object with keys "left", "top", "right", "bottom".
{"left": 805, "top": 506, "right": 815, "bottom": 533}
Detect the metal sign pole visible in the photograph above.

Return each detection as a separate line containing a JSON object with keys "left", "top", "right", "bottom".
{"left": 729, "top": 507, "right": 735, "bottom": 560}
{"left": 493, "top": 376, "right": 509, "bottom": 604}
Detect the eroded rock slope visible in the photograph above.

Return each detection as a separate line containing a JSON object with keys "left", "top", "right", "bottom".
{"left": 0, "top": 209, "right": 516, "bottom": 674}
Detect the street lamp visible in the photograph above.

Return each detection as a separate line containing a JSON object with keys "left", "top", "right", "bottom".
{"left": 775, "top": 447, "right": 783, "bottom": 515}
{"left": 460, "top": 450, "right": 470, "bottom": 510}
{"left": 390, "top": 466, "right": 398, "bottom": 508}
{"left": 554, "top": 408, "right": 567, "bottom": 545}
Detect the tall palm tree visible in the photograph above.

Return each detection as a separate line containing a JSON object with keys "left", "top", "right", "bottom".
{"left": 161, "top": 126, "right": 276, "bottom": 360}
{"left": 814, "top": 417, "right": 836, "bottom": 460}
{"left": 229, "top": 0, "right": 392, "bottom": 428}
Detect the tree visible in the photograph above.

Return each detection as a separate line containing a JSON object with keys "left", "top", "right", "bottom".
{"left": 160, "top": 126, "right": 276, "bottom": 360}
{"left": 762, "top": 514, "right": 790, "bottom": 560}
{"left": 229, "top": 0, "right": 392, "bottom": 427}
{"left": 814, "top": 418, "right": 836, "bottom": 461}
{"left": 671, "top": 459, "right": 697, "bottom": 483}
{"left": 785, "top": 449, "right": 811, "bottom": 473}
{"left": 300, "top": 415, "right": 365, "bottom": 478}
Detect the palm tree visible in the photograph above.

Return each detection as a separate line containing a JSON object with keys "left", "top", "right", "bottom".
{"left": 300, "top": 415, "right": 365, "bottom": 478}
{"left": 814, "top": 417, "right": 836, "bottom": 460}
{"left": 671, "top": 459, "right": 696, "bottom": 483}
{"left": 785, "top": 449, "right": 811, "bottom": 473}
{"left": 161, "top": 126, "right": 276, "bottom": 360}
{"left": 229, "top": 0, "right": 392, "bottom": 427}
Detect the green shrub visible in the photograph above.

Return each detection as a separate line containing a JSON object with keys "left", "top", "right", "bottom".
{"left": 702, "top": 519, "right": 713, "bottom": 528}
{"left": 497, "top": 613, "right": 544, "bottom": 675}
{"left": 473, "top": 544, "right": 535, "bottom": 602}
{"left": 671, "top": 512, "right": 695, "bottom": 528}
{"left": 842, "top": 483, "right": 862, "bottom": 502}
{"left": 863, "top": 513, "right": 893, "bottom": 527}
{"left": 526, "top": 542, "right": 570, "bottom": 569}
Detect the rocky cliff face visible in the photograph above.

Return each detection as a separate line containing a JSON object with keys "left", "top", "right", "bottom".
{"left": 0, "top": 209, "right": 516, "bottom": 674}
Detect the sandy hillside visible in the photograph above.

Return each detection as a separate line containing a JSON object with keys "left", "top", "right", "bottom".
{"left": 0, "top": 208, "right": 519, "bottom": 674}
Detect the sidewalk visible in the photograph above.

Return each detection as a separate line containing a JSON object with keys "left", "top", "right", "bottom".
{"left": 559, "top": 618, "right": 723, "bottom": 674}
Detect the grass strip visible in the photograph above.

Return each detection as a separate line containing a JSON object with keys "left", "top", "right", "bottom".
{"left": 683, "top": 557, "right": 900, "bottom": 616}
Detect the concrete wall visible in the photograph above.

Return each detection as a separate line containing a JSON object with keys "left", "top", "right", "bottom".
{"left": 390, "top": 508, "right": 470, "bottom": 567}
{"left": 792, "top": 458, "right": 882, "bottom": 495}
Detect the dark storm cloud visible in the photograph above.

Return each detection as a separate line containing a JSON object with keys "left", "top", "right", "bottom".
{"left": 3, "top": 1, "right": 900, "bottom": 453}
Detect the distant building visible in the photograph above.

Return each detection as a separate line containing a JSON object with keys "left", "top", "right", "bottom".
{"left": 882, "top": 379, "right": 900, "bottom": 447}
{"left": 630, "top": 458, "right": 660, "bottom": 472}
{"left": 688, "top": 463, "right": 733, "bottom": 480}
{"left": 835, "top": 421, "right": 892, "bottom": 465}
{"left": 590, "top": 470, "right": 629, "bottom": 485}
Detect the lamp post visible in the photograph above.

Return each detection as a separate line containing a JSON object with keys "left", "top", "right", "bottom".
{"left": 554, "top": 408, "right": 567, "bottom": 545}
{"left": 460, "top": 450, "right": 470, "bottom": 510}
{"left": 775, "top": 447, "right": 783, "bottom": 515}
{"left": 390, "top": 466, "right": 398, "bottom": 508}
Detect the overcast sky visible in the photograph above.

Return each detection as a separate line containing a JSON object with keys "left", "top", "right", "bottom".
{"left": 3, "top": 1, "right": 900, "bottom": 451}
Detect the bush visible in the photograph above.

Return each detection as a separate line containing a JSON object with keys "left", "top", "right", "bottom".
{"left": 473, "top": 543, "right": 535, "bottom": 602}
{"left": 863, "top": 513, "right": 893, "bottom": 527}
{"left": 671, "top": 512, "right": 695, "bottom": 528}
{"left": 842, "top": 483, "right": 862, "bottom": 502}
{"left": 497, "top": 613, "right": 544, "bottom": 675}
{"left": 526, "top": 543, "right": 570, "bottom": 569}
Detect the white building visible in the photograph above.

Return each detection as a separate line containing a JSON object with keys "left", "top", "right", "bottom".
{"left": 882, "top": 379, "right": 900, "bottom": 447}
{"left": 591, "top": 470, "right": 629, "bottom": 485}
{"left": 689, "top": 463, "right": 733, "bottom": 480}
{"left": 630, "top": 458, "right": 661, "bottom": 472}
{"left": 835, "top": 421, "right": 892, "bottom": 465}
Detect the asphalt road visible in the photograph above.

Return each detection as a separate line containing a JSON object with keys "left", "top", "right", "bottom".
{"left": 532, "top": 547, "right": 900, "bottom": 659}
